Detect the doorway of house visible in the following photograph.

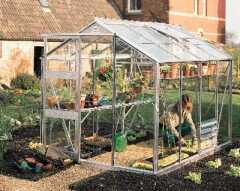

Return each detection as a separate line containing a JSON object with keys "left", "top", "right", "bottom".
{"left": 34, "top": 46, "right": 44, "bottom": 78}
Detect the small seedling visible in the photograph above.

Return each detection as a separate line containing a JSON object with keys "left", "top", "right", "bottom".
{"left": 226, "top": 165, "right": 240, "bottom": 177}
{"left": 184, "top": 172, "right": 202, "bottom": 184}
{"left": 228, "top": 148, "right": 240, "bottom": 159}
{"left": 206, "top": 158, "right": 222, "bottom": 169}
{"left": 29, "top": 142, "right": 45, "bottom": 153}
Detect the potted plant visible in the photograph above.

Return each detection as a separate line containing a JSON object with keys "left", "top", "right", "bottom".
{"left": 202, "top": 63, "right": 208, "bottom": 76}
{"left": 160, "top": 65, "right": 170, "bottom": 79}
{"left": 170, "top": 63, "right": 178, "bottom": 79}
{"left": 97, "top": 66, "right": 112, "bottom": 82}
{"left": 129, "top": 75, "right": 144, "bottom": 94}
{"left": 190, "top": 65, "right": 198, "bottom": 77}
{"left": 208, "top": 64, "right": 216, "bottom": 76}
{"left": 183, "top": 64, "right": 190, "bottom": 77}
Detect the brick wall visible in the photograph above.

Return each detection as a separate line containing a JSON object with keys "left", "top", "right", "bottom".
{"left": 113, "top": 0, "right": 169, "bottom": 23}
{"left": 113, "top": 0, "right": 225, "bottom": 43}
{"left": 169, "top": 0, "right": 226, "bottom": 43}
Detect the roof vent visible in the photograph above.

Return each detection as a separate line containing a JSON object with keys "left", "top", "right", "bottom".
{"left": 39, "top": 0, "right": 48, "bottom": 7}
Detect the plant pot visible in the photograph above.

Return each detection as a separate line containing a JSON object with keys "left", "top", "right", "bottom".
{"left": 60, "top": 101, "right": 75, "bottom": 110}
{"left": 208, "top": 64, "right": 216, "bottom": 76}
{"left": 183, "top": 65, "right": 190, "bottom": 77}
{"left": 202, "top": 65, "right": 208, "bottom": 76}
{"left": 190, "top": 70, "right": 196, "bottom": 77}
{"left": 80, "top": 95, "right": 86, "bottom": 108}
{"left": 143, "top": 71, "right": 151, "bottom": 81}
{"left": 92, "top": 95, "right": 99, "bottom": 106}
{"left": 170, "top": 64, "right": 178, "bottom": 79}
{"left": 47, "top": 96, "right": 62, "bottom": 108}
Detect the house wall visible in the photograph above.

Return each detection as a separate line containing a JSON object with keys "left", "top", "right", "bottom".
{"left": 114, "top": 0, "right": 169, "bottom": 23}
{"left": 0, "top": 40, "right": 42, "bottom": 85}
{"left": 0, "top": 39, "right": 111, "bottom": 86}
{"left": 169, "top": 0, "right": 226, "bottom": 43}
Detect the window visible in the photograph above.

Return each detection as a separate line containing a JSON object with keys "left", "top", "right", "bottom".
{"left": 128, "top": 0, "right": 142, "bottom": 13}
{"left": 194, "top": 0, "right": 199, "bottom": 15}
{"left": 34, "top": 46, "right": 44, "bottom": 77}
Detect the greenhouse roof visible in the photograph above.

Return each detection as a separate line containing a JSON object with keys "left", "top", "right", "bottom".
{"left": 80, "top": 18, "right": 232, "bottom": 63}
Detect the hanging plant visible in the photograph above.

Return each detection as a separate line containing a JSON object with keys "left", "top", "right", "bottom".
{"left": 97, "top": 66, "right": 113, "bottom": 82}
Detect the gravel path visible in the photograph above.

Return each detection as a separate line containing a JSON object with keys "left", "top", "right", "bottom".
{"left": 0, "top": 164, "right": 102, "bottom": 191}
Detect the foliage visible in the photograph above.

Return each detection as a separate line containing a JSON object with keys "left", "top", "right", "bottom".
{"left": 184, "top": 172, "right": 202, "bottom": 184}
{"left": 57, "top": 87, "right": 74, "bottom": 102}
{"left": 129, "top": 74, "right": 144, "bottom": 88}
{"left": 228, "top": 148, "right": 240, "bottom": 159}
{"left": 29, "top": 142, "right": 45, "bottom": 153}
{"left": 160, "top": 65, "right": 170, "bottom": 72}
{"left": 0, "top": 90, "right": 14, "bottom": 105}
{"left": 0, "top": 115, "right": 13, "bottom": 156}
{"left": 97, "top": 66, "right": 112, "bottom": 81}
{"left": 206, "top": 158, "right": 222, "bottom": 169}
{"left": 11, "top": 73, "right": 40, "bottom": 90}
{"left": 226, "top": 165, "right": 240, "bottom": 177}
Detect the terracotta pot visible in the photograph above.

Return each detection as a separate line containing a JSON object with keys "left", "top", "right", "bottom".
{"left": 47, "top": 96, "right": 62, "bottom": 108}
{"left": 208, "top": 64, "right": 216, "bottom": 76}
{"left": 190, "top": 70, "right": 195, "bottom": 77}
{"left": 183, "top": 65, "right": 190, "bottom": 77}
{"left": 202, "top": 65, "right": 208, "bottom": 76}
{"left": 92, "top": 95, "right": 99, "bottom": 106}
{"left": 143, "top": 71, "right": 151, "bottom": 81}
{"left": 170, "top": 64, "right": 178, "bottom": 79}
{"left": 59, "top": 101, "right": 75, "bottom": 110}
{"left": 80, "top": 95, "right": 86, "bottom": 108}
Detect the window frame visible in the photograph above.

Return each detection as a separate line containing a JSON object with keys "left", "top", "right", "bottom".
{"left": 127, "top": 0, "right": 142, "bottom": 14}
{"left": 203, "top": 0, "right": 207, "bottom": 16}
{"left": 194, "top": 0, "right": 199, "bottom": 15}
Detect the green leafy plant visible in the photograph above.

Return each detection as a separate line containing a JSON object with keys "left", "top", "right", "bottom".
{"left": 11, "top": 74, "right": 40, "bottom": 90}
{"left": 184, "top": 172, "right": 202, "bottom": 184}
{"left": 226, "top": 165, "right": 240, "bottom": 177}
{"left": 129, "top": 74, "right": 144, "bottom": 89}
{"left": 0, "top": 115, "right": 13, "bottom": 159}
{"left": 206, "top": 158, "right": 222, "bottom": 169}
{"left": 228, "top": 148, "right": 240, "bottom": 159}
{"left": 97, "top": 66, "right": 113, "bottom": 81}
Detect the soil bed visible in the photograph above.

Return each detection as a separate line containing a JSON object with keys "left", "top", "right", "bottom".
{"left": 0, "top": 126, "right": 73, "bottom": 181}
{"left": 71, "top": 142, "right": 240, "bottom": 191}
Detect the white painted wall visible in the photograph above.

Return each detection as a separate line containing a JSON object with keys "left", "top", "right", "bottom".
{"left": 226, "top": 0, "right": 240, "bottom": 47}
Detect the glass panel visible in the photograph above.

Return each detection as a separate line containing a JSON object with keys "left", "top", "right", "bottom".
{"left": 114, "top": 39, "right": 155, "bottom": 171}
{"left": 218, "top": 62, "right": 231, "bottom": 144}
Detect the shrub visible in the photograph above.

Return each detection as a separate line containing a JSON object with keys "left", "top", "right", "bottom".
{"left": 206, "top": 158, "right": 222, "bottom": 169}
{"left": 228, "top": 148, "right": 240, "bottom": 159}
{"left": 11, "top": 74, "right": 40, "bottom": 90}
{"left": 0, "top": 115, "right": 12, "bottom": 158}
{"left": 184, "top": 172, "right": 202, "bottom": 184}
{"left": 226, "top": 165, "right": 240, "bottom": 177}
{"left": 0, "top": 90, "right": 14, "bottom": 105}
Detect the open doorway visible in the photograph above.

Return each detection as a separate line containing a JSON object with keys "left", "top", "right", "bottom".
{"left": 34, "top": 46, "right": 44, "bottom": 78}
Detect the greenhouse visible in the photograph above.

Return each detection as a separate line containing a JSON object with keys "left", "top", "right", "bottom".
{"left": 41, "top": 18, "right": 233, "bottom": 175}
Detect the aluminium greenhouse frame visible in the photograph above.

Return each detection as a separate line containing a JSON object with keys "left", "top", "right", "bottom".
{"left": 41, "top": 18, "right": 233, "bottom": 175}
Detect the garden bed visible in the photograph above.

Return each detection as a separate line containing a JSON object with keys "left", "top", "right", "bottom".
{"left": 0, "top": 126, "right": 74, "bottom": 181}
{"left": 71, "top": 142, "right": 240, "bottom": 191}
